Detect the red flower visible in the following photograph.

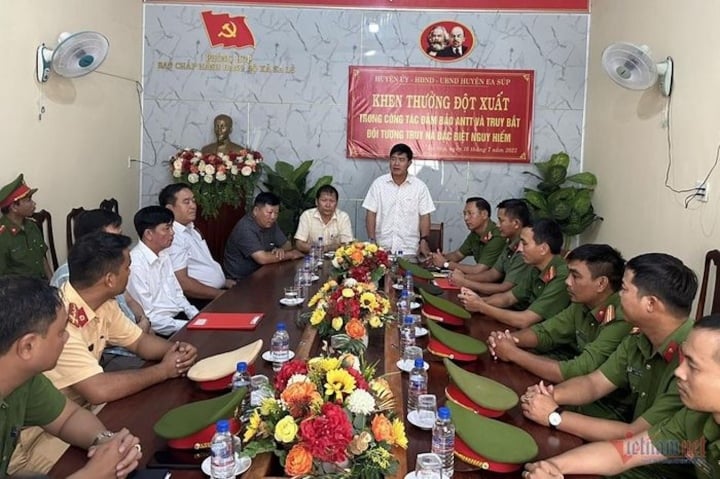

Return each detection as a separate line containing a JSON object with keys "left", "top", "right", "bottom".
{"left": 346, "top": 367, "right": 368, "bottom": 390}
{"left": 274, "top": 359, "right": 308, "bottom": 391}
{"left": 299, "top": 403, "right": 353, "bottom": 463}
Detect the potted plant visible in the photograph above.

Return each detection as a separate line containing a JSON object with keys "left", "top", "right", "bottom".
{"left": 262, "top": 160, "right": 333, "bottom": 238}
{"left": 523, "top": 152, "right": 602, "bottom": 243}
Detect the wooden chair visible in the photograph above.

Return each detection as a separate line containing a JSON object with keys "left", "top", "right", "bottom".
{"left": 99, "top": 198, "right": 119, "bottom": 214}
{"left": 696, "top": 249, "right": 720, "bottom": 320}
{"left": 30, "top": 210, "right": 59, "bottom": 271}
{"left": 427, "top": 222, "right": 444, "bottom": 252}
{"left": 66, "top": 207, "right": 86, "bottom": 253}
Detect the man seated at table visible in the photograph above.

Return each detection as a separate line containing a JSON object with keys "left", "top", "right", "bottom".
{"left": 449, "top": 198, "right": 531, "bottom": 295}
{"left": 159, "top": 183, "right": 235, "bottom": 305}
{"left": 459, "top": 218, "right": 570, "bottom": 329}
{"left": 128, "top": 206, "right": 200, "bottom": 336}
{"left": 525, "top": 314, "right": 720, "bottom": 479}
{"left": 429, "top": 196, "right": 505, "bottom": 274}
{"left": 224, "top": 192, "right": 304, "bottom": 280}
{"left": 51, "top": 209, "right": 151, "bottom": 370}
{"left": 0, "top": 174, "right": 51, "bottom": 279}
{"left": 2, "top": 275, "right": 142, "bottom": 477}
{"left": 363, "top": 143, "right": 435, "bottom": 257}
{"left": 488, "top": 244, "right": 634, "bottom": 420}
{"left": 519, "top": 252, "right": 695, "bottom": 468}
{"left": 294, "top": 185, "right": 354, "bottom": 253}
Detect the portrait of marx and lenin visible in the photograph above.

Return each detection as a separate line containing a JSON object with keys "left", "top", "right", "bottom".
{"left": 421, "top": 21, "right": 474, "bottom": 61}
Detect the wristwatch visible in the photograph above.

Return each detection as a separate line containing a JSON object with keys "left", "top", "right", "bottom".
{"left": 91, "top": 430, "right": 115, "bottom": 447}
{"left": 419, "top": 236, "right": 428, "bottom": 243}
{"left": 548, "top": 407, "right": 565, "bottom": 429}
{"left": 443, "top": 261, "right": 450, "bottom": 269}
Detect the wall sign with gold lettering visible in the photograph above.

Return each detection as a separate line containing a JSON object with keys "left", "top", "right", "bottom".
{"left": 347, "top": 66, "right": 535, "bottom": 163}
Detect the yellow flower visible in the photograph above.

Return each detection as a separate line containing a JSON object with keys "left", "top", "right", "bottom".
{"left": 308, "top": 291, "right": 322, "bottom": 307}
{"left": 391, "top": 418, "right": 408, "bottom": 448}
{"left": 324, "top": 368, "right": 356, "bottom": 401}
{"left": 360, "top": 292, "right": 377, "bottom": 308}
{"left": 311, "top": 357, "right": 341, "bottom": 373}
{"left": 331, "top": 316, "right": 344, "bottom": 331}
{"left": 243, "top": 410, "right": 262, "bottom": 442}
{"left": 368, "top": 315, "right": 382, "bottom": 328}
{"left": 341, "top": 288, "right": 355, "bottom": 298}
{"left": 274, "top": 415, "right": 299, "bottom": 443}
{"left": 259, "top": 398, "right": 280, "bottom": 416}
{"left": 366, "top": 243, "right": 378, "bottom": 253}
{"left": 310, "top": 308, "right": 326, "bottom": 326}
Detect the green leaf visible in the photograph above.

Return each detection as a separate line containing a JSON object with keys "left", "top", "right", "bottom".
{"left": 524, "top": 190, "right": 547, "bottom": 211}
{"left": 549, "top": 152, "right": 570, "bottom": 169}
{"left": 566, "top": 172, "right": 598, "bottom": 188}
{"left": 546, "top": 165, "right": 568, "bottom": 186}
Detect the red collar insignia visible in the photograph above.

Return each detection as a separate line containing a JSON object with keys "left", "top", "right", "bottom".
{"left": 9, "top": 227, "right": 19, "bottom": 236}
{"left": 481, "top": 231, "right": 493, "bottom": 243}
{"left": 0, "top": 224, "right": 5, "bottom": 234}
{"left": 541, "top": 265, "right": 556, "bottom": 284}
{"left": 663, "top": 341, "right": 680, "bottom": 363}
{"left": 68, "top": 303, "right": 89, "bottom": 328}
{"left": 596, "top": 304, "right": 616, "bottom": 325}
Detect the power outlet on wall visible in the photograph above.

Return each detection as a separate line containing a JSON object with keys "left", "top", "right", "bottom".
{"left": 695, "top": 180, "right": 710, "bottom": 203}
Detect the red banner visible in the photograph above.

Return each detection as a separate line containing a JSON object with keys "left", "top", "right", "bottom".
{"left": 347, "top": 66, "right": 534, "bottom": 162}
{"left": 201, "top": 10, "right": 255, "bottom": 49}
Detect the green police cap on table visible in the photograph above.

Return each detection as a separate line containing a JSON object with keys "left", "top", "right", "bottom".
{"left": 448, "top": 401, "right": 538, "bottom": 473}
{"left": 154, "top": 389, "right": 245, "bottom": 449}
{"left": 443, "top": 358, "right": 518, "bottom": 418}
{"left": 419, "top": 288, "right": 470, "bottom": 327}
{"left": 397, "top": 258, "right": 435, "bottom": 281}
{"left": 426, "top": 319, "right": 486, "bottom": 362}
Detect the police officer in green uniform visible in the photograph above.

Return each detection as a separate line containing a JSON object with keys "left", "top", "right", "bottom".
{"left": 488, "top": 244, "right": 634, "bottom": 421}
{"left": 429, "top": 197, "right": 505, "bottom": 273}
{"left": 450, "top": 198, "right": 532, "bottom": 296}
{"left": 459, "top": 219, "right": 570, "bottom": 329}
{"left": 524, "top": 314, "right": 720, "bottom": 479}
{"left": 520, "top": 253, "right": 697, "bottom": 478}
{"left": 0, "top": 276, "right": 141, "bottom": 477}
{"left": 0, "top": 174, "right": 50, "bottom": 279}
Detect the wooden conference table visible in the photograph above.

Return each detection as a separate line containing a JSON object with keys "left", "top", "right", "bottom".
{"left": 51, "top": 260, "right": 597, "bottom": 479}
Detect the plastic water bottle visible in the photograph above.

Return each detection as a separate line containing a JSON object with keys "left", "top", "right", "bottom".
{"left": 400, "top": 315, "right": 416, "bottom": 358}
{"left": 397, "top": 289, "right": 410, "bottom": 319}
{"left": 210, "top": 419, "right": 236, "bottom": 479}
{"left": 316, "top": 236, "right": 324, "bottom": 263}
{"left": 408, "top": 358, "right": 428, "bottom": 412}
{"left": 432, "top": 407, "right": 455, "bottom": 478}
{"left": 301, "top": 256, "right": 313, "bottom": 286}
{"left": 405, "top": 271, "right": 414, "bottom": 298}
{"left": 271, "top": 323, "right": 290, "bottom": 372}
{"left": 231, "top": 361, "right": 251, "bottom": 411}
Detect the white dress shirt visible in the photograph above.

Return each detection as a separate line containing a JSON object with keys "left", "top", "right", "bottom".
{"left": 294, "top": 208, "right": 354, "bottom": 246}
{"left": 168, "top": 221, "right": 226, "bottom": 289}
{"left": 128, "top": 241, "right": 199, "bottom": 336}
{"left": 362, "top": 173, "right": 436, "bottom": 255}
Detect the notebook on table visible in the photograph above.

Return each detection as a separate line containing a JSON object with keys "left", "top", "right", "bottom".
{"left": 187, "top": 312, "right": 264, "bottom": 330}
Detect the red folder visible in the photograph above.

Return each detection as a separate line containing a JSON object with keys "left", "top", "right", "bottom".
{"left": 187, "top": 312, "right": 264, "bottom": 330}
{"left": 433, "top": 278, "right": 461, "bottom": 291}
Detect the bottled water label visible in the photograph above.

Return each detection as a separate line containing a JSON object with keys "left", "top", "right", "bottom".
{"left": 408, "top": 375, "right": 427, "bottom": 411}
{"left": 431, "top": 433, "right": 455, "bottom": 477}
{"left": 210, "top": 436, "right": 236, "bottom": 478}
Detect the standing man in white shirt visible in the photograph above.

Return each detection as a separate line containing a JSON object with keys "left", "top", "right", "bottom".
{"left": 363, "top": 143, "right": 435, "bottom": 257}
{"left": 127, "top": 206, "right": 199, "bottom": 336}
{"left": 294, "top": 185, "right": 354, "bottom": 253}
{"left": 159, "top": 184, "right": 235, "bottom": 305}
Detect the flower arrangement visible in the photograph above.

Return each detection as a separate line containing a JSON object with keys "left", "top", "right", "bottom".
{"left": 169, "top": 148, "right": 263, "bottom": 218}
{"left": 331, "top": 242, "right": 390, "bottom": 284}
{"left": 307, "top": 278, "right": 394, "bottom": 342}
{"left": 243, "top": 355, "right": 407, "bottom": 478}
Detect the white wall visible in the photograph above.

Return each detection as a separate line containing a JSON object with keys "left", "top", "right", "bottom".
{"left": 0, "top": 0, "right": 143, "bottom": 262}
{"left": 583, "top": 0, "right": 720, "bottom": 314}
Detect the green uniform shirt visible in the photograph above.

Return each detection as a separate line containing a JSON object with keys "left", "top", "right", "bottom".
{"left": 457, "top": 221, "right": 505, "bottom": 267}
{"left": 511, "top": 255, "right": 570, "bottom": 320}
{"left": 648, "top": 408, "right": 720, "bottom": 479}
{"left": 491, "top": 237, "right": 531, "bottom": 285}
{"left": 599, "top": 319, "right": 692, "bottom": 426}
{"left": 0, "top": 216, "right": 47, "bottom": 278}
{"left": 0, "top": 375, "right": 66, "bottom": 475}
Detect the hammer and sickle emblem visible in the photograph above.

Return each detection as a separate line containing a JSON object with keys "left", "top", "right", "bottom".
{"left": 218, "top": 21, "right": 237, "bottom": 38}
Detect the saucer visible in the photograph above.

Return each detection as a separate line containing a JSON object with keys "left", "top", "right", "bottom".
{"left": 396, "top": 359, "right": 430, "bottom": 373}
{"left": 310, "top": 274, "right": 320, "bottom": 282}
{"left": 392, "top": 283, "right": 405, "bottom": 291}
{"left": 261, "top": 350, "right": 296, "bottom": 362}
{"left": 415, "top": 326, "right": 428, "bottom": 337}
{"left": 324, "top": 251, "right": 336, "bottom": 259}
{"left": 410, "top": 301, "right": 421, "bottom": 310}
{"left": 407, "top": 410, "right": 436, "bottom": 430}
{"left": 404, "top": 472, "right": 450, "bottom": 479}
{"left": 201, "top": 454, "right": 252, "bottom": 477}
{"left": 279, "top": 297, "right": 304, "bottom": 306}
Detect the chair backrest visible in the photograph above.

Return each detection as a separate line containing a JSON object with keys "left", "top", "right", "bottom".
{"left": 30, "top": 210, "right": 58, "bottom": 271}
{"left": 66, "top": 207, "right": 86, "bottom": 253}
{"left": 697, "top": 249, "right": 720, "bottom": 320}
{"left": 428, "top": 222, "right": 444, "bottom": 253}
{"left": 99, "top": 198, "right": 119, "bottom": 214}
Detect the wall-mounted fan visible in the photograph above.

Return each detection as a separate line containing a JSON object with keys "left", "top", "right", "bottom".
{"left": 601, "top": 42, "right": 673, "bottom": 96}
{"left": 36, "top": 31, "right": 109, "bottom": 83}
